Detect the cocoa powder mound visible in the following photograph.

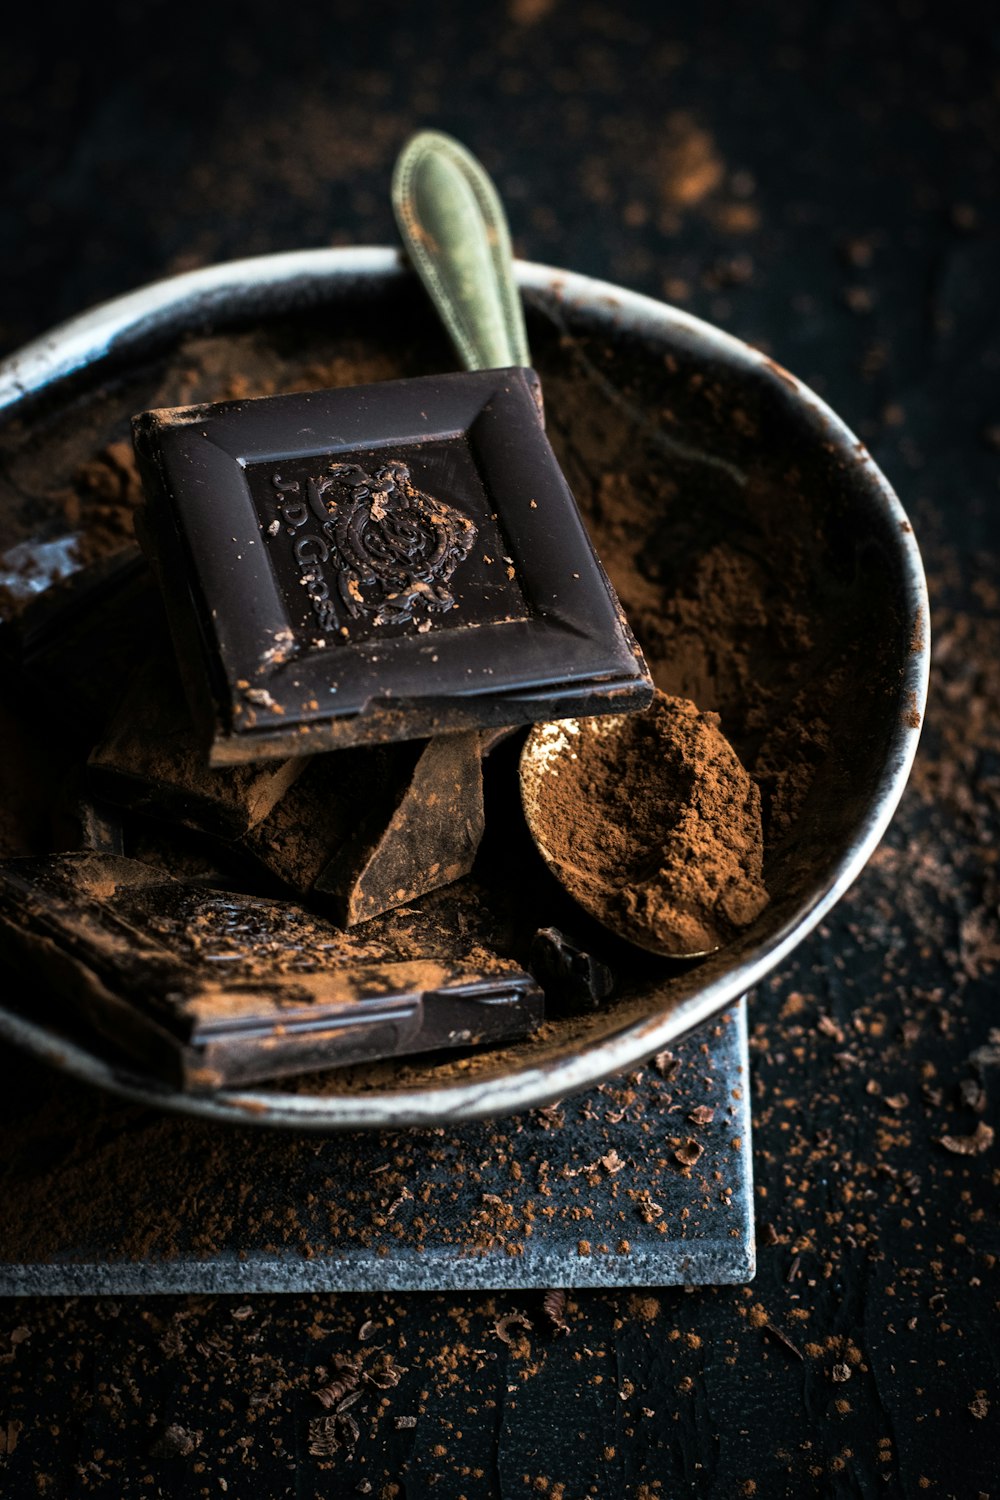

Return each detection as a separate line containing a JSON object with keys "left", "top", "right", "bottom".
{"left": 526, "top": 693, "right": 769, "bottom": 956}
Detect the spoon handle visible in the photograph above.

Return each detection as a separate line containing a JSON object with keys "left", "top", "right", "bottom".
{"left": 392, "top": 130, "right": 531, "bottom": 373}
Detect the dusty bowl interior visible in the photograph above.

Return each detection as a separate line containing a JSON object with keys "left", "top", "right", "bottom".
{"left": 0, "top": 249, "right": 928, "bottom": 1126}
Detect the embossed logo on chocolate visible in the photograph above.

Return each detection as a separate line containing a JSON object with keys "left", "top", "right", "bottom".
{"left": 269, "top": 458, "right": 478, "bottom": 638}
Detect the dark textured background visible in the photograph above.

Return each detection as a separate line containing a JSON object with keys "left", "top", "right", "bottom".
{"left": 2, "top": 2, "right": 998, "bottom": 1495}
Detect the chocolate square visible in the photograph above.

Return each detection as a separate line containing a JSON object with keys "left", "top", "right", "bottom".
{"left": 133, "top": 368, "right": 651, "bottom": 764}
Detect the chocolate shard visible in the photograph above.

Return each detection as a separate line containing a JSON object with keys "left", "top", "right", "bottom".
{"left": 313, "top": 731, "right": 486, "bottom": 924}
{"left": 0, "top": 854, "right": 543, "bottom": 1091}
{"left": 529, "top": 926, "right": 615, "bottom": 1015}
{"left": 132, "top": 367, "right": 653, "bottom": 765}
{"left": 239, "top": 733, "right": 486, "bottom": 925}
{"left": 88, "top": 646, "right": 306, "bottom": 840}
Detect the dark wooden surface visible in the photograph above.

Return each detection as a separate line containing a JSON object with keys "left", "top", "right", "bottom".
{"left": 2, "top": 2, "right": 998, "bottom": 1495}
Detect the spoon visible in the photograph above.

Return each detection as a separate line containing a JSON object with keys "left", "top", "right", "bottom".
{"left": 392, "top": 129, "right": 529, "bottom": 373}
{"left": 519, "top": 692, "right": 770, "bottom": 960}
{"left": 392, "top": 135, "right": 768, "bottom": 961}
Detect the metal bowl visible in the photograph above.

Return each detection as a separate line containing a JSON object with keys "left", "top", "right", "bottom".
{"left": 0, "top": 247, "right": 929, "bottom": 1127}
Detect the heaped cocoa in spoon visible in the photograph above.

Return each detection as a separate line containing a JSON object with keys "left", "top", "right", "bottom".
{"left": 520, "top": 690, "right": 770, "bottom": 959}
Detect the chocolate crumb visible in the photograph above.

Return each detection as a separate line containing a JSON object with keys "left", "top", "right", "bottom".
{"left": 674, "top": 1139, "right": 705, "bottom": 1168}
{"left": 687, "top": 1105, "right": 715, "bottom": 1126}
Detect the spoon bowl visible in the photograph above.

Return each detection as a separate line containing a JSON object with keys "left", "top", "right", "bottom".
{"left": 519, "top": 694, "right": 770, "bottom": 962}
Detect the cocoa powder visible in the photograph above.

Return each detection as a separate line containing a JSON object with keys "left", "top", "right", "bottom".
{"left": 525, "top": 693, "right": 769, "bottom": 956}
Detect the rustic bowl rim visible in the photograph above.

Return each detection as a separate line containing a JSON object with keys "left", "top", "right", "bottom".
{"left": 0, "top": 246, "right": 931, "bottom": 1128}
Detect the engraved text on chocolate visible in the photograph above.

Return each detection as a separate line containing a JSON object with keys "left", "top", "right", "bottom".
{"left": 269, "top": 459, "right": 477, "bottom": 639}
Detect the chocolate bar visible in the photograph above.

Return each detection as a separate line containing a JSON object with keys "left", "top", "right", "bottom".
{"left": 239, "top": 732, "right": 486, "bottom": 925}
{"left": 133, "top": 367, "right": 652, "bottom": 765}
{"left": 0, "top": 854, "right": 543, "bottom": 1091}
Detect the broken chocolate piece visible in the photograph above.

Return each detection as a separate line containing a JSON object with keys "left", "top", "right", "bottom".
{"left": 88, "top": 642, "right": 484, "bottom": 916}
{"left": 132, "top": 367, "right": 652, "bottom": 764}
{"left": 529, "top": 926, "right": 614, "bottom": 1014}
{"left": 89, "top": 639, "right": 486, "bottom": 920}
{"left": 239, "top": 733, "right": 485, "bottom": 926}
{"left": 0, "top": 854, "right": 543, "bottom": 1091}
{"left": 88, "top": 647, "right": 306, "bottom": 840}
{"left": 314, "top": 731, "right": 485, "bottom": 924}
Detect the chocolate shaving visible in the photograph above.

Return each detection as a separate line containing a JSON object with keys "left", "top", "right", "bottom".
{"left": 363, "top": 1354, "right": 406, "bottom": 1389}
{"left": 958, "top": 1078, "right": 987, "bottom": 1114}
{"left": 494, "top": 1312, "right": 533, "bottom": 1348}
{"left": 627, "top": 1189, "right": 664, "bottom": 1223}
{"left": 968, "top": 1033, "right": 1000, "bottom": 1070}
{"left": 308, "top": 1410, "right": 361, "bottom": 1457}
{"left": 674, "top": 1139, "right": 704, "bottom": 1168}
{"left": 307, "top": 1416, "right": 340, "bottom": 1457}
{"left": 937, "top": 1121, "right": 994, "bottom": 1156}
{"left": 314, "top": 1373, "right": 358, "bottom": 1409}
{"left": 763, "top": 1323, "right": 803, "bottom": 1361}
{"left": 315, "top": 1353, "right": 362, "bottom": 1407}
{"left": 339, "top": 1413, "right": 361, "bottom": 1449}
{"left": 150, "top": 1423, "right": 199, "bottom": 1458}
{"left": 687, "top": 1105, "right": 715, "bottom": 1125}
{"left": 542, "top": 1289, "right": 570, "bottom": 1335}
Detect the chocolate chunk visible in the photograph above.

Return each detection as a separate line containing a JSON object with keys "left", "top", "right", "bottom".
{"left": 88, "top": 647, "right": 306, "bottom": 840}
{"left": 314, "top": 731, "right": 486, "bottom": 924}
{"left": 239, "top": 733, "right": 486, "bottom": 925}
{"left": 529, "top": 926, "right": 615, "bottom": 1014}
{"left": 0, "top": 854, "right": 543, "bottom": 1091}
{"left": 132, "top": 367, "right": 652, "bottom": 764}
